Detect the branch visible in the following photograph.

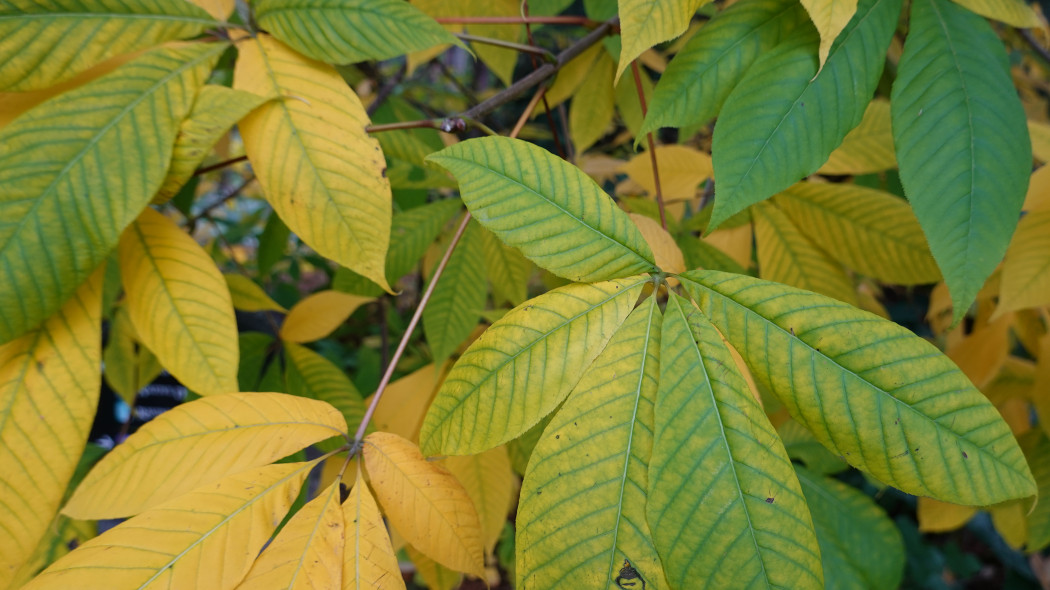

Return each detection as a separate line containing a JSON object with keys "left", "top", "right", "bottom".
{"left": 631, "top": 61, "right": 667, "bottom": 230}
{"left": 1019, "top": 27, "right": 1050, "bottom": 66}
{"left": 436, "top": 15, "right": 604, "bottom": 27}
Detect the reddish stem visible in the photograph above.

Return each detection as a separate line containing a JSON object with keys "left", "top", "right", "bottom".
{"left": 631, "top": 61, "right": 667, "bottom": 230}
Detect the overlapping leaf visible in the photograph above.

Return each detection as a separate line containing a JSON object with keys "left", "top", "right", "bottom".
{"left": 281, "top": 290, "right": 373, "bottom": 343}
{"left": 64, "top": 393, "right": 347, "bottom": 519}
{"left": 479, "top": 227, "right": 533, "bottom": 307}
{"left": 617, "top": 0, "right": 710, "bottom": 83}
{"left": 996, "top": 211, "right": 1050, "bottom": 315}
{"left": 801, "top": 0, "right": 858, "bottom": 70}
{"left": 569, "top": 51, "right": 616, "bottom": 153}
{"left": 1021, "top": 431, "right": 1050, "bottom": 551}
{"left": 343, "top": 478, "right": 405, "bottom": 590}
{"left": 0, "top": 42, "right": 222, "bottom": 345}
{"left": 224, "top": 274, "right": 286, "bottom": 313}
{"left": 443, "top": 447, "right": 516, "bottom": 554}
{"left": 951, "top": 0, "right": 1043, "bottom": 27}
{"left": 818, "top": 98, "right": 896, "bottom": 174}
{"left": 103, "top": 305, "right": 162, "bottom": 404}
{"left": 284, "top": 342, "right": 366, "bottom": 448}
{"left": 420, "top": 277, "right": 648, "bottom": 456}
{"left": 679, "top": 270, "right": 1036, "bottom": 505}
{"left": 423, "top": 221, "right": 486, "bottom": 366}
{"left": 892, "top": 0, "right": 1031, "bottom": 321}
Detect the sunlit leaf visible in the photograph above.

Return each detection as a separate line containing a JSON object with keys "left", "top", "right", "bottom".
{"left": 343, "top": 477, "right": 405, "bottom": 590}
{"left": 443, "top": 447, "right": 516, "bottom": 554}
{"left": 996, "top": 211, "right": 1050, "bottom": 315}
{"left": 190, "top": 0, "right": 233, "bottom": 19}
{"left": 818, "top": 98, "right": 896, "bottom": 174}
{"left": 224, "top": 274, "right": 286, "bottom": 313}
{"left": 629, "top": 214, "right": 686, "bottom": 274}
{"left": 281, "top": 291, "right": 374, "bottom": 343}
{"left": 800, "top": 0, "right": 858, "bottom": 71}
{"left": 616, "top": 0, "right": 711, "bottom": 83}
{"left": 368, "top": 363, "right": 446, "bottom": 444}
{"left": 569, "top": 51, "right": 616, "bottom": 153}
{"left": 620, "top": 145, "right": 712, "bottom": 202}
{"left": 950, "top": 0, "right": 1043, "bottom": 27}
{"left": 423, "top": 221, "right": 486, "bottom": 366}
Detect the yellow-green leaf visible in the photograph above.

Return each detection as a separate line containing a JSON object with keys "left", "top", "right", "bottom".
{"left": 443, "top": 447, "right": 516, "bottom": 554}
{"left": 103, "top": 305, "right": 163, "bottom": 405}
{"left": 620, "top": 145, "right": 713, "bottom": 202}
{"left": 679, "top": 270, "right": 1037, "bottom": 505}
{"left": 119, "top": 208, "right": 238, "bottom": 395}
{"left": 190, "top": 0, "right": 233, "bottom": 19}
{"left": 1021, "top": 430, "right": 1050, "bottom": 551}
{"left": 64, "top": 393, "right": 347, "bottom": 519}
{"left": 0, "top": 42, "right": 223, "bottom": 345}
{"left": 363, "top": 432, "right": 484, "bottom": 577}
{"left": 404, "top": 545, "right": 461, "bottom": 590}
{"left": 543, "top": 43, "right": 605, "bottom": 109}
{"left": 996, "top": 211, "right": 1050, "bottom": 315}
{"left": 225, "top": 274, "right": 286, "bottom": 313}
{"left": 368, "top": 363, "right": 446, "bottom": 444}
{"left": 950, "top": 0, "right": 1043, "bottom": 27}
{"left": 916, "top": 497, "right": 976, "bottom": 532}
{"left": 800, "top": 0, "right": 859, "bottom": 71}
{"left": 343, "top": 476, "right": 405, "bottom": 590}
{"left": 479, "top": 226, "right": 533, "bottom": 307}
{"left": 423, "top": 221, "right": 487, "bottom": 366}
{"left": 0, "top": 269, "right": 102, "bottom": 583}
{"left": 629, "top": 214, "right": 686, "bottom": 275}
{"left": 818, "top": 98, "right": 896, "bottom": 174}
{"left": 1030, "top": 120, "right": 1050, "bottom": 163}
{"left": 1024, "top": 165, "right": 1050, "bottom": 212}
{"left": 517, "top": 297, "right": 666, "bottom": 589}
{"left": 616, "top": 0, "right": 711, "bottom": 83}
{"left": 412, "top": 0, "right": 522, "bottom": 86}
{"left": 284, "top": 341, "right": 366, "bottom": 449}
{"left": 281, "top": 291, "right": 374, "bottom": 343}
{"left": 420, "top": 277, "right": 648, "bottom": 456}
{"left": 0, "top": 0, "right": 216, "bottom": 91}
{"left": 570, "top": 50, "right": 616, "bottom": 153}
{"left": 25, "top": 461, "right": 316, "bottom": 590}
{"left": 235, "top": 33, "right": 393, "bottom": 292}
{"left": 426, "top": 137, "right": 657, "bottom": 282}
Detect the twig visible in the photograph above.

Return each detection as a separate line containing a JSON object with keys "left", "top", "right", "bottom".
{"left": 187, "top": 174, "right": 256, "bottom": 227}
{"left": 454, "top": 33, "right": 556, "bottom": 61}
{"left": 366, "top": 62, "right": 407, "bottom": 117}
{"left": 522, "top": 0, "right": 566, "bottom": 159}
{"left": 366, "top": 119, "right": 444, "bottom": 133}
{"left": 1020, "top": 28, "right": 1050, "bottom": 66}
{"left": 436, "top": 15, "right": 603, "bottom": 27}
{"left": 512, "top": 85, "right": 549, "bottom": 138}
{"left": 194, "top": 155, "right": 248, "bottom": 176}
{"left": 631, "top": 61, "right": 667, "bottom": 230}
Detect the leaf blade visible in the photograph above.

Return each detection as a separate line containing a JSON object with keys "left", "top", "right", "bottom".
{"left": 343, "top": 478, "right": 405, "bottom": 590}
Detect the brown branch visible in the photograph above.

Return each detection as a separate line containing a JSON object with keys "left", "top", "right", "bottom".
{"left": 436, "top": 15, "right": 603, "bottom": 27}
{"left": 522, "top": 0, "right": 566, "bottom": 159}
{"left": 454, "top": 32, "right": 555, "bottom": 61}
{"left": 193, "top": 155, "right": 248, "bottom": 176}
{"left": 631, "top": 61, "right": 667, "bottom": 230}
{"left": 187, "top": 174, "right": 256, "bottom": 227}
{"left": 1019, "top": 27, "right": 1050, "bottom": 66}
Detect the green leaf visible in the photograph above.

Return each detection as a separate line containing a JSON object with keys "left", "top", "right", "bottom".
{"left": 0, "top": 42, "right": 224, "bottom": 345}
{"left": 779, "top": 419, "right": 848, "bottom": 475}
{"left": 238, "top": 332, "right": 283, "bottom": 392}
{"left": 678, "top": 270, "right": 1037, "bottom": 505}
{"left": 640, "top": 0, "right": 808, "bottom": 135}
{"left": 517, "top": 297, "right": 666, "bottom": 589}
{"left": 420, "top": 277, "right": 648, "bottom": 456}
{"left": 709, "top": 0, "right": 902, "bottom": 229}
{"left": 648, "top": 293, "right": 822, "bottom": 590}
{"left": 423, "top": 221, "right": 487, "bottom": 366}
{"left": 795, "top": 466, "right": 905, "bottom": 589}
{"left": 1021, "top": 430, "right": 1050, "bottom": 551}
{"left": 891, "top": 0, "right": 1031, "bottom": 322}
{"left": 0, "top": 0, "right": 216, "bottom": 91}
{"left": 426, "top": 137, "right": 658, "bottom": 282}
{"left": 284, "top": 341, "right": 366, "bottom": 449}
{"left": 479, "top": 226, "right": 533, "bottom": 307}
{"left": 254, "top": 0, "right": 461, "bottom": 64}
{"left": 676, "top": 233, "right": 748, "bottom": 274}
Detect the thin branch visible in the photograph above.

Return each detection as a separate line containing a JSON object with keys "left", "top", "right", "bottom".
{"left": 194, "top": 155, "right": 248, "bottom": 176}
{"left": 187, "top": 174, "right": 256, "bottom": 226}
{"left": 436, "top": 15, "right": 603, "bottom": 27}
{"left": 512, "top": 85, "right": 549, "bottom": 138}
{"left": 522, "top": 0, "right": 566, "bottom": 159}
{"left": 367, "top": 62, "right": 407, "bottom": 117}
{"left": 631, "top": 60, "right": 667, "bottom": 230}
{"left": 1020, "top": 27, "right": 1050, "bottom": 66}
{"left": 366, "top": 119, "right": 444, "bottom": 133}
{"left": 454, "top": 33, "right": 556, "bottom": 61}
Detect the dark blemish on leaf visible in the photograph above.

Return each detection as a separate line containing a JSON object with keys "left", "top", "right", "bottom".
{"left": 381, "top": 167, "right": 387, "bottom": 178}
{"left": 35, "top": 360, "right": 44, "bottom": 372}
{"left": 615, "top": 560, "right": 645, "bottom": 589}
{"left": 893, "top": 449, "right": 910, "bottom": 459}
{"left": 765, "top": 497, "right": 774, "bottom": 504}
{"left": 789, "top": 327, "right": 795, "bottom": 336}
{"left": 555, "top": 434, "right": 560, "bottom": 440}
{"left": 962, "top": 451, "right": 968, "bottom": 459}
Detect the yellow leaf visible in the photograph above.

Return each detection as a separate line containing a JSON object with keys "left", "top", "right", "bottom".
{"left": 801, "top": 0, "right": 859, "bottom": 72}
{"left": 543, "top": 43, "right": 604, "bottom": 109}
{"left": 225, "top": 273, "right": 286, "bottom": 313}
{"left": 1030, "top": 120, "right": 1050, "bottom": 163}
{"left": 191, "top": 0, "right": 234, "bottom": 19}
{"left": 616, "top": 0, "right": 712, "bottom": 83}
{"left": 102, "top": 305, "right": 163, "bottom": 405}
{"left": 235, "top": 34, "right": 393, "bottom": 292}
{"left": 997, "top": 211, "right": 1050, "bottom": 315}
{"left": 363, "top": 432, "right": 484, "bottom": 577}
{"left": 25, "top": 462, "right": 316, "bottom": 590}
{"left": 404, "top": 545, "right": 462, "bottom": 590}
{"left": 411, "top": 0, "right": 523, "bottom": 86}
{"left": 984, "top": 356, "right": 1037, "bottom": 405}
{"left": 621, "top": 145, "right": 713, "bottom": 201}
{"left": 917, "top": 497, "right": 977, "bottom": 532}
{"left": 1024, "top": 165, "right": 1050, "bottom": 212}
{"left": 569, "top": 50, "right": 616, "bottom": 153}
{"left": 238, "top": 481, "right": 344, "bottom": 589}
{"left": 367, "top": 363, "right": 447, "bottom": 443}
{"left": 950, "top": 0, "right": 1044, "bottom": 28}
{"left": 343, "top": 476, "right": 405, "bottom": 590}
{"left": 703, "top": 223, "right": 753, "bottom": 269}
{"left": 443, "top": 447, "right": 516, "bottom": 554}
{"left": 947, "top": 314, "right": 1012, "bottom": 389}
{"left": 999, "top": 397, "right": 1032, "bottom": 436}
{"left": 119, "top": 208, "right": 238, "bottom": 395}
{"left": 64, "top": 393, "right": 347, "bottom": 519}
{"left": 819, "top": 98, "right": 896, "bottom": 174}
{"left": 280, "top": 290, "right": 374, "bottom": 343}
{"left": 629, "top": 213, "right": 686, "bottom": 274}
{"left": 991, "top": 501, "right": 1028, "bottom": 549}
{"left": 926, "top": 282, "right": 954, "bottom": 336}
{"left": 0, "top": 269, "right": 102, "bottom": 583}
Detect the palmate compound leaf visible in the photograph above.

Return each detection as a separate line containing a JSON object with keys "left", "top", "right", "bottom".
{"left": 647, "top": 293, "right": 822, "bottom": 590}
{"left": 343, "top": 476, "right": 405, "bottom": 590}
{"left": 517, "top": 296, "right": 667, "bottom": 590}
{"left": 419, "top": 277, "right": 649, "bottom": 456}
{"left": 235, "top": 33, "right": 393, "bottom": 292}
{"left": 63, "top": 393, "right": 347, "bottom": 519}
{"left": 0, "top": 41, "right": 224, "bottom": 345}
{"left": 426, "top": 137, "right": 657, "bottom": 283}
{"left": 709, "top": 0, "right": 902, "bottom": 230}
{"left": 891, "top": 0, "right": 1031, "bottom": 322}
{"left": 0, "top": 0, "right": 216, "bottom": 91}
{"left": 0, "top": 268, "right": 103, "bottom": 583}
{"left": 679, "top": 270, "right": 1037, "bottom": 504}
{"left": 25, "top": 461, "right": 317, "bottom": 590}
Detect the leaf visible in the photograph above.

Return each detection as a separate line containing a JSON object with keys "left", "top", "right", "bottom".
{"left": 1024, "top": 165, "right": 1050, "bottom": 212}
{"left": 25, "top": 461, "right": 316, "bottom": 590}
{"left": 753, "top": 201, "right": 858, "bottom": 305}
{"left": 1021, "top": 431, "right": 1050, "bottom": 551}
{"left": 238, "top": 333, "right": 284, "bottom": 392}
{"left": 255, "top": 0, "right": 460, "bottom": 64}
{"left": 616, "top": 0, "right": 711, "bottom": 83}
{"left": 950, "top": 0, "right": 1043, "bottom": 27}
{"left": 64, "top": 393, "right": 347, "bottom": 519}
{"left": 544, "top": 43, "right": 604, "bottom": 109}
{"left": 284, "top": 341, "right": 367, "bottom": 449}
{"left": 620, "top": 145, "right": 712, "bottom": 201}
{"left": 235, "top": 34, "right": 393, "bottom": 292}
{"left": 190, "top": 0, "right": 233, "bottom": 19}
{"left": 369, "top": 363, "right": 446, "bottom": 444}
{"left": 1030, "top": 120, "right": 1050, "bottom": 163}
{"left": 238, "top": 480, "right": 344, "bottom": 590}
{"left": 363, "top": 432, "right": 484, "bottom": 577}
{"left": 420, "top": 277, "right": 648, "bottom": 456}
{"left": 224, "top": 274, "right": 286, "bottom": 313}
{"left": 479, "top": 226, "right": 533, "bottom": 307}
{"left": 676, "top": 233, "right": 747, "bottom": 274}
{"left": 423, "top": 221, "right": 487, "bottom": 366}
{"left": 569, "top": 50, "right": 616, "bottom": 153}
{"left": 996, "top": 211, "right": 1050, "bottom": 315}
{"left": 779, "top": 418, "right": 849, "bottom": 475}
{"left": 0, "top": 0, "right": 216, "bottom": 91}
{"left": 710, "top": 0, "right": 901, "bottom": 230}
{"left": 517, "top": 297, "right": 667, "bottom": 589}
{"left": 916, "top": 497, "right": 976, "bottom": 532}
{"left": 410, "top": 0, "right": 523, "bottom": 86}
{"left": 641, "top": 0, "right": 809, "bottom": 135}
{"left": 818, "top": 98, "right": 896, "bottom": 174}
{"left": 154, "top": 85, "right": 267, "bottom": 203}
{"left": 281, "top": 291, "right": 374, "bottom": 343}
{"left": 678, "top": 270, "right": 1037, "bottom": 505}
{"left": 103, "top": 305, "right": 163, "bottom": 405}
{"left": 0, "top": 42, "right": 223, "bottom": 345}
{"left": 343, "top": 477, "right": 405, "bottom": 590}
{"left": 628, "top": 214, "right": 686, "bottom": 275}
{"left": 774, "top": 182, "right": 941, "bottom": 285}
{"left": 119, "top": 208, "right": 239, "bottom": 395}
{"left": 946, "top": 315, "right": 1011, "bottom": 389}
{"left": 404, "top": 545, "right": 461, "bottom": 590}
{"left": 647, "top": 293, "right": 822, "bottom": 589}
{"left": 443, "top": 447, "right": 516, "bottom": 554}
{"left": 800, "top": 0, "right": 858, "bottom": 71}
{"left": 0, "top": 269, "right": 102, "bottom": 583}
{"left": 427, "top": 137, "right": 657, "bottom": 282}
{"left": 891, "top": 0, "right": 1031, "bottom": 322}
{"left": 795, "top": 466, "right": 905, "bottom": 590}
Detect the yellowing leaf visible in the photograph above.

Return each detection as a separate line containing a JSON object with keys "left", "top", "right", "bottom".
{"left": 369, "top": 363, "right": 446, "bottom": 443}
{"left": 284, "top": 342, "right": 367, "bottom": 448}
{"left": 343, "top": 477, "right": 405, "bottom": 590}
{"left": 0, "top": 269, "right": 102, "bottom": 583}
{"left": 916, "top": 497, "right": 977, "bottom": 532}
{"left": 190, "top": 0, "right": 234, "bottom": 19}
{"left": 543, "top": 43, "right": 604, "bottom": 109}
{"left": 819, "top": 98, "right": 896, "bottom": 174}
{"left": 950, "top": 0, "right": 1044, "bottom": 27}
{"left": 479, "top": 227, "right": 533, "bottom": 307}
{"left": 119, "top": 208, "right": 238, "bottom": 395}
{"left": 281, "top": 291, "right": 374, "bottom": 343}
{"left": 235, "top": 34, "right": 393, "bottom": 292}
{"left": 617, "top": 0, "right": 711, "bottom": 83}
{"left": 225, "top": 273, "right": 286, "bottom": 313}
{"left": 103, "top": 305, "right": 163, "bottom": 405}
{"left": 1030, "top": 120, "right": 1050, "bottom": 163}
{"left": 621, "top": 145, "right": 713, "bottom": 202}
{"left": 64, "top": 393, "right": 347, "bottom": 519}
{"left": 1021, "top": 431, "right": 1050, "bottom": 551}
{"left": 997, "top": 211, "right": 1050, "bottom": 315}
{"left": 443, "top": 448, "right": 516, "bottom": 554}
{"left": 238, "top": 481, "right": 344, "bottom": 589}
{"left": 363, "top": 432, "right": 484, "bottom": 577}
{"left": 404, "top": 545, "right": 462, "bottom": 590}
{"left": 26, "top": 462, "right": 316, "bottom": 590}
{"left": 629, "top": 213, "right": 686, "bottom": 274}
{"left": 569, "top": 50, "right": 616, "bottom": 153}
{"left": 991, "top": 500, "right": 1028, "bottom": 548}
{"left": 947, "top": 314, "right": 1012, "bottom": 389}
{"left": 1024, "top": 165, "right": 1050, "bottom": 212}
{"left": 801, "top": 0, "right": 859, "bottom": 71}
{"left": 703, "top": 223, "right": 753, "bottom": 269}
